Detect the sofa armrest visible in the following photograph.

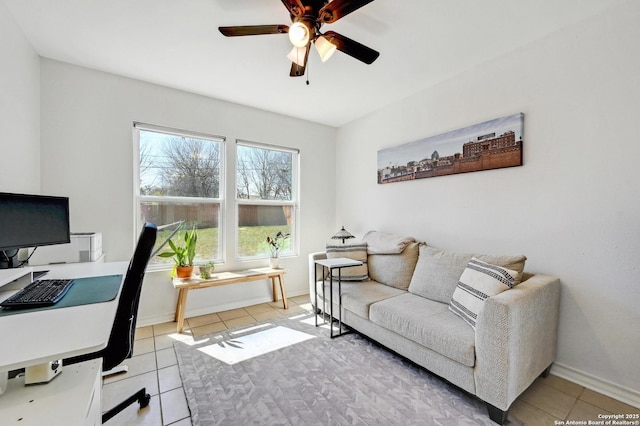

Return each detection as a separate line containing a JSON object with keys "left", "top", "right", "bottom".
{"left": 474, "top": 273, "right": 561, "bottom": 411}
{"left": 308, "top": 252, "right": 328, "bottom": 305}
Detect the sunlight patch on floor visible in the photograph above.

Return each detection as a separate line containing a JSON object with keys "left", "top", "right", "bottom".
{"left": 197, "top": 326, "right": 315, "bottom": 365}
{"left": 299, "top": 315, "right": 338, "bottom": 332}
{"left": 228, "top": 322, "right": 272, "bottom": 336}
{"left": 168, "top": 332, "right": 210, "bottom": 346}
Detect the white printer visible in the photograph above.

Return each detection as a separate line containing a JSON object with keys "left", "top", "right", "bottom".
{"left": 29, "top": 232, "right": 103, "bottom": 265}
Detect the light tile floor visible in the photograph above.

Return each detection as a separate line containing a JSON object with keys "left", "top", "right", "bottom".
{"left": 103, "top": 295, "right": 639, "bottom": 425}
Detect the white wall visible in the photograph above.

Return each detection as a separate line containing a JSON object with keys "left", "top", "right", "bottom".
{"left": 39, "top": 59, "right": 336, "bottom": 325}
{"left": 335, "top": 1, "right": 639, "bottom": 406}
{"left": 4, "top": 0, "right": 638, "bottom": 408}
{"left": 0, "top": 2, "right": 40, "bottom": 193}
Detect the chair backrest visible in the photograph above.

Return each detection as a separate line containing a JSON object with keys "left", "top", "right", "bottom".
{"left": 102, "top": 223, "right": 157, "bottom": 371}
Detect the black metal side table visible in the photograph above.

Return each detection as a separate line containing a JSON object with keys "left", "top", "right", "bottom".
{"left": 314, "top": 257, "right": 363, "bottom": 338}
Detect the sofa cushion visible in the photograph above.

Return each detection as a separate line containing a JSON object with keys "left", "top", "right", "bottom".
{"left": 449, "top": 258, "right": 517, "bottom": 330}
{"left": 325, "top": 243, "right": 368, "bottom": 281}
{"left": 362, "top": 230, "right": 416, "bottom": 254}
{"left": 315, "top": 280, "right": 405, "bottom": 319}
{"left": 408, "top": 246, "right": 474, "bottom": 304}
{"left": 369, "top": 293, "right": 476, "bottom": 367}
{"left": 408, "top": 245, "right": 526, "bottom": 304}
{"left": 367, "top": 242, "right": 420, "bottom": 290}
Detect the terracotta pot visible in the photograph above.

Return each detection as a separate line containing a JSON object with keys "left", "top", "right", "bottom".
{"left": 176, "top": 266, "right": 194, "bottom": 278}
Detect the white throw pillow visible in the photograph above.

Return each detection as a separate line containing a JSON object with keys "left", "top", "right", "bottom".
{"left": 449, "top": 257, "right": 517, "bottom": 330}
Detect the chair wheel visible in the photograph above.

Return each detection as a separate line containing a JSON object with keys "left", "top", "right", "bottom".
{"left": 139, "top": 393, "right": 151, "bottom": 408}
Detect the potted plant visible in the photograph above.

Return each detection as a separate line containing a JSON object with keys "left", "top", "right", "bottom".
{"left": 159, "top": 226, "right": 198, "bottom": 278}
{"left": 199, "top": 261, "right": 215, "bottom": 279}
{"left": 266, "top": 231, "right": 289, "bottom": 269}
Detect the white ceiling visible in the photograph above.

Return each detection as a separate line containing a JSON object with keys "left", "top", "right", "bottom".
{"left": 3, "top": 0, "right": 625, "bottom": 127}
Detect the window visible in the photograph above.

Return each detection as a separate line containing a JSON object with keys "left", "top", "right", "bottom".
{"left": 236, "top": 141, "right": 299, "bottom": 259}
{"left": 134, "top": 123, "right": 224, "bottom": 267}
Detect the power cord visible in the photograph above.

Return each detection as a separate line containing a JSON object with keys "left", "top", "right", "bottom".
{"left": 18, "top": 246, "right": 38, "bottom": 267}
{"left": 0, "top": 247, "right": 38, "bottom": 268}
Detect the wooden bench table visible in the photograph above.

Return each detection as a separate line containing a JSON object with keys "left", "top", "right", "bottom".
{"left": 171, "top": 267, "right": 288, "bottom": 333}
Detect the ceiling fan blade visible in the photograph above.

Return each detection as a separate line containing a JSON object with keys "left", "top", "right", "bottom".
{"left": 318, "top": 0, "right": 375, "bottom": 24}
{"left": 324, "top": 31, "right": 379, "bottom": 64}
{"left": 280, "top": 0, "right": 305, "bottom": 17}
{"left": 219, "top": 25, "right": 288, "bottom": 37}
{"left": 290, "top": 44, "right": 311, "bottom": 77}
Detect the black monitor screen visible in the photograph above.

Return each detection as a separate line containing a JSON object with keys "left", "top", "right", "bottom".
{"left": 0, "top": 192, "right": 71, "bottom": 252}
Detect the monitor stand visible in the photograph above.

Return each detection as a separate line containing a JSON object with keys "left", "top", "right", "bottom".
{"left": 33, "top": 270, "right": 49, "bottom": 280}
{"left": 0, "top": 250, "right": 20, "bottom": 269}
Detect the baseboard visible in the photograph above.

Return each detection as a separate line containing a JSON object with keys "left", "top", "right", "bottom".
{"left": 136, "top": 291, "right": 310, "bottom": 329}
{"left": 551, "top": 362, "right": 640, "bottom": 409}
{"left": 137, "top": 313, "right": 176, "bottom": 328}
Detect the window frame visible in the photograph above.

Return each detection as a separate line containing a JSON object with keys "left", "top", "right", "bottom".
{"left": 133, "top": 122, "right": 226, "bottom": 270}
{"left": 235, "top": 139, "right": 300, "bottom": 261}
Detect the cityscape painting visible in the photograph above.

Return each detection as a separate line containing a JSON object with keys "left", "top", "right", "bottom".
{"left": 377, "top": 113, "right": 524, "bottom": 184}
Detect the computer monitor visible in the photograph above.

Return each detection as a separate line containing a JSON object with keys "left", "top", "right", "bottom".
{"left": 0, "top": 192, "right": 71, "bottom": 269}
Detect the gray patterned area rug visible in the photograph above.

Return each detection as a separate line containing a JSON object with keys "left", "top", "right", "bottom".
{"left": 174, "top": 313, "right": 515, "bottom": 426}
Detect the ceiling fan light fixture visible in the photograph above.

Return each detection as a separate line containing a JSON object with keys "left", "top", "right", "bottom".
{"left": 315, "top": 35, "right": 337, "bottom": 62}
{"left": 288, "top": 21, "right": 310, "bottom": 47}
{"left": 220, "top": 0, "right": 379, "bottom": 78}
{"left": 286, "top": 45, "right": 308, "bottom": 67}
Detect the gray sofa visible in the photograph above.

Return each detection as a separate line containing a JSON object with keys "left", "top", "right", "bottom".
{"left": 308, "top": 237, "right": 561, "bottom": 424}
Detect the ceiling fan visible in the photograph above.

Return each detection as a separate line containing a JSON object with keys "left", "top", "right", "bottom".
{"left": 219, "top": 0, "right": 379, "bottom": 77}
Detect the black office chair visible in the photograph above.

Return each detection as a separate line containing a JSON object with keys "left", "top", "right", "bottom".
{"left": 63, "top": 222, "right": 158, "bottom": 423}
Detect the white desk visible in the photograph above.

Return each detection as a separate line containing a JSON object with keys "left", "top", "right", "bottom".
{"left": 0, "top": 262, "right": 127, "bottom": 425}
{"left": 0, "top": 359, "right": 102, "bottom": 425}
{"left": 0, "top": 261, "right": 127, "bottom": 372}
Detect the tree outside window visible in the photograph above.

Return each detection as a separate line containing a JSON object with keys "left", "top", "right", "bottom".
{"left": 135, "top": 125, "right": 223, "bottom": 266}
{"left": 236, "top": 142, "right": 298, "bottom": 259}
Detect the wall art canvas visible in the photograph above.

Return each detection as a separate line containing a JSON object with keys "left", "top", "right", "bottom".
{"left": 377, "top": 113, "right": 524, "bottom": 184}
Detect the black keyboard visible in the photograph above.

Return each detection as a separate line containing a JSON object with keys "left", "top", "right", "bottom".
{"left": 1, "top": 279, "right": 75, "bottom": 309}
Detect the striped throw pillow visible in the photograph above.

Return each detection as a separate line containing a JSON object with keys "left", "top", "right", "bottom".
{"left": 325, "top": 243, "right": 369, "bottom": 281}
{"left": 449, "top": 257, "right": 517, "bottom": 330}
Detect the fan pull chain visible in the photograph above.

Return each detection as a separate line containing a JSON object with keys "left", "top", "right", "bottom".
{"left": 306, "top": 59, "right": 310, "bottom": 85}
